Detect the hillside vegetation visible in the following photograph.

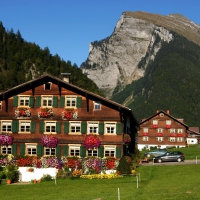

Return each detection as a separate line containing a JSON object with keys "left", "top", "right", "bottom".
{"left": 111, "top": 33, "right": 200, "bottom": 126}
{"left": 0, "top": 22, "right": 103, "bottom": 96}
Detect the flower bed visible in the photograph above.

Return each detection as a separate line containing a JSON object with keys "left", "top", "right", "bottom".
{"left": 80, "top": 173, "right": 123, "bottom": 179}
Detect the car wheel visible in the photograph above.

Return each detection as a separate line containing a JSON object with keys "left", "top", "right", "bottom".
{"left": 177, "top": 158, "right": 182, "bottom": 162}
{"left": 158, "top": 159, "right": 162, "bottom": 163}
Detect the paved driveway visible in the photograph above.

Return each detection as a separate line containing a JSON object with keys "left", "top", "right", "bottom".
{"left": 141, "top": 160, "right": 199, "bottom": 166}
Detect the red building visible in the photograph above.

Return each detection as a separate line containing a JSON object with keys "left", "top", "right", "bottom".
{"left": 138, "top": 110, "right": 188, "bottom": 150}
{"left": 0, "top": 74, "right": 139, "bottom": 158}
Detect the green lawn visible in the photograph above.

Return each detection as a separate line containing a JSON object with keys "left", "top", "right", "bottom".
{"left": 1, "top": 164, "right": 200, "bottom": 200}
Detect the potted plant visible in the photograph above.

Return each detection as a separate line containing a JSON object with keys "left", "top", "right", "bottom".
{"left": 83, "top": 134, "right": 101, "bottom": 150}
{"left": 4, "top": 164, "right": 19, "bottom": 184}
{"left": 0, "top": 134, "right": 14, "bottom": 146}
{"left": 41, "top": 135, "right": 58, "bottom": 148}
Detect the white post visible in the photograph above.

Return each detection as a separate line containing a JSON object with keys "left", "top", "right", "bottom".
{"left": 196, "top": 156, "right": 198, "bottom": 164}
{"left": 118, "top": 188, "right": 120, "bottom": 200}
{"left": 136, "top": 175, "right": 138, "bottom": 188}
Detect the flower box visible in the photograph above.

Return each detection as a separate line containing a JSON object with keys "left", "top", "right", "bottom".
{"left": 61, "top": 109, "right": 78, "bottom": 120}
{"left": 38, "top": 107, "right": 54, "bottom": 118}
{"left": 15, "top": 107, "right": 31, "bottom": 118}
{"left": 83, "top": 134, "right": 101, "bottom": 150}
{"left": 152, "top": 124, "right": 158, "bottom": 128}
{"left": 41, "top": 135, "right": 58, "bottom": 148}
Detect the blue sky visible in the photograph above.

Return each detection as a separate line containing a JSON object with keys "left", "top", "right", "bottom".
{"left": 0, "top": 0, "right": 200, "bottom": 67}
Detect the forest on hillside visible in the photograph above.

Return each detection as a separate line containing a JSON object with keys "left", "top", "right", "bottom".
{"left": 111, "top": 33, "right": 200, "bottom": 127}
{"left": 0, "top": 22, "right": 103, "bottom": 96}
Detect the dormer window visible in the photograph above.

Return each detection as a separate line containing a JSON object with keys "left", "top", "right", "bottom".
{"left": 44, "top": 82, "right": 51, "bottom": 90}
{"left": 94, "top": 101, "right": 101, "bottom": 110}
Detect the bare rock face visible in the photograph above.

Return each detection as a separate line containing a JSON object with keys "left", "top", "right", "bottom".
{"left": 81, "top": 11, "right": 199, "bottom": 98}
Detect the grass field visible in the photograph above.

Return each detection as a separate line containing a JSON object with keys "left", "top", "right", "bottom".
{"left": 1, "top": 164, "right": 200, "bottom": 200}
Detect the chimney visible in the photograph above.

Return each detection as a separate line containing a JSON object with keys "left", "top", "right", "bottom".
{"left": 156, "top": 110, "right": 159, "bottom": 113}
{"left": 166, "top": 110, "right": 170, "bottom": 114}
{"left": 61, "top": 73, "right": 71, "bottom": 83}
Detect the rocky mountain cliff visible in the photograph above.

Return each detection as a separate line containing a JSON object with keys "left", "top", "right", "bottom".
{"left": 81, "top": 11, "right": 200, "bottom": 99}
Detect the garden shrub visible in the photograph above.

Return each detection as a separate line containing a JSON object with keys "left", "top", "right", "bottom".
{"left": 116, "top": 155, "right": 132, "bottom": 174}
{"left": 41, "top": 174, "right": 53, "bottom": 181}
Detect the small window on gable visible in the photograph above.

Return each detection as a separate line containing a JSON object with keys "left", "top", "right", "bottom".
{"left": 160, "top": 113, "right": 164, "bottom": 117}
{"left": 94, "top": 101, "right": 101, "bottom": 110}
{"left": 44, "top": 82, "right": 51, "bottom": 90}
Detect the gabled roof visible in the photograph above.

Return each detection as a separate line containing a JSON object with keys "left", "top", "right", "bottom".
{"left": 139, "top": 110, "right": 189, "bottom": 129}
{"left": 0, "top": 74, "right": 139, "bottom": 126}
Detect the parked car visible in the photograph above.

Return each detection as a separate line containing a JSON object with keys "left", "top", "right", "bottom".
{"left": 154, "top": 151, "right": 185, "bottom": 163}
{"left": 144, "top": 148, "right": 168, "bottom": 157}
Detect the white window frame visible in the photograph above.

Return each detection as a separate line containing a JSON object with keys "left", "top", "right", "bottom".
{"left": 94, "top": 101, "right": 101, "bottom": 110}
{"left": 153, "top": 120, "right": 158, "bottom": 125}
{"left": 157, "top": 137, "right": 163, "bottom": 142}
{"left": 25, "top": 143, "right": 37, "bottom": 156}
{"left": 158, "top": 128, "right": 163, "bottom": 133}
{"left": 166, "top": 120, "right": 171, "bottom": 125}
{"left": 170, "top": 128, "right": 176, "bottom": 133}
{"left": 177, "top": 137, "right": 183, "bottom": 142}
{"left": 142, "top": 136, "right": 149, "bottom": 141}
{"left": 105, "top": 122, "right": 116, "bottom": 135}
{"left": 1, "top": 120, "right": 12, "bottom": 133}
{"left": 44, "top": 147, "right": 56, "bottom": 156}
{"left": 19, "top": 120, "right": 31, "bottom": 134}
{"left": 87, "top": 122, "right": 99, "bottom": 134}
{"left": 170, "top": 137, "right": 176, "bottom": 142}
{"left": 18, "top": 95, "right": 30, "bottom": 107}
{"left": 69, "top": 121, "right": 81, "bottom": 134}
{"left": 44, "top": 121, "right": 56, "bottom": 134}
{"left": 104, "top": 145, "right": 116, "bottom": 157}
{"left": 65, "top": 96, "right": 77, "bottom": 108}
{"left": 41, "top": 95, "right": 53, "bottom": 107}
{"left": 143, "top": 128, "right": 148, "bottom": 133}
{"left": 177, "top": 129, "right": 183, "bottom": 133}
{"left": 87, "top": 149, "right": 98, "bottom": 157}
{"left": 68, "top": 145, "right": 80, "bottom": 157}
{"left": 1, "top": 145, "right": 12, "bottom": 155}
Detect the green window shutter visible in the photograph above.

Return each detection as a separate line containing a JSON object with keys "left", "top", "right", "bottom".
{"left": 37, "top": 145, "right": 43, "bottom": 156}
{"left": 60, "top": 96, "right": 65, "bottom": 108}
{"left": 63, "top": 146, "right": 69, "bottom": 156}
{"left": 30, "top": 122, "right": 36, "bottom": 133}
{"left": 12, "top": 121, "right": 19, "bottom": 132}
{"left": 13, "top": 96, "right": 18, "bottom": 107}
{"left": 76, "top": 97, "right": 82, "bottom": 108}
{"left": 12, "top": 144, "right": 17, "bottom": 155}
{"left": 56, "top": 145, "right": 61, "bottom": 157}
{"left": 53, "top": 96, "right": 58, "bottom": 108}
{"left": 20, "top": 144, "right": 25, "bottom": 156}
{"left": 36, "top": 96, "right": 41, "bottom": 108}
{"left": 99, "top": 122, "right": 104, "bottom": 135}
{"left": 116, "top": 147, "right": 121, "bottom": 158}
{"left": 56, "top": 122, "right": 61, "bottom": 133}
{"left": 80, "top": 146, "right": 86, "bottom": 157}
{"left": 29, "top": 96, "right": 34, "bottom": 108}
{"left": 39, "top": 122, "right": 44, "bottom": 133}
{"left": 64, "top": 122, "right": 69, "bottom": 134}
{"left": 81, "top": 122, "right": 87, "bottom": 134}
{"left": 116, "top": 123, "right": 122, "bottom": 135}
{"left": 98, "top": 146, "right": 104, "bottom": 158}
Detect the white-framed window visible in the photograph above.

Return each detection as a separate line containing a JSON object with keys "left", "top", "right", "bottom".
{"left": 142, "top": 136, "right": 149, "bottom": 141}
{"left": 1, "top": 121, "right": 12, "bottom": 132}
{"left": 166, "top": 120, "right": 171, "bottom": 125}
{"left": 170, "top": 137, "right": 176, "bottom": 142}
{"left": 170, "top": 128, "right": 176, "bottom": 133}
{"left": 94, "top": 101, "right": 101, "bottom": 110}
{"left": 42, "top": 96, "right": 53, "bottom": 107}
{"left": 26, "top": 143, "right": 37, "bottom": 156}
{"left": 87, "top": 149, "right": 98, "bottom": 157}
{"left": 178, "top": 129, "right": 183, "bottom": 133}
{"left": 157, "top": 137, "right": 163, "bottom": 142}
{"left": 69, "top": 122, "right": 81, "bottom": 134}
{"left": 158, "top": 128, "right": 163, "bottom": 133}
{"left": 153, "top": 120, "right": 158, "bottom": 125}
{"left": 69, "top": 145, "right": 80, "bottom": 156}
{"left": 19, "top": 121, "right": 30, "bottom": 133}
{"left": 1, "top": 145, "right": 12, "bottom": 155}
{"left": 104, "top": 146, "right": 115, "bottom": 157}
{"left": 88, "top": 122, "right": 99, "bottom": 134}
{"left": 105, "top": 122, "right": 116, "bottom": 134}
{"left": 177, "top": 137, "right": 183, "bottom": 142}
{"left": 44, "top": 147, "right": 56, "bottom": 156}
{"left": 19, "top": 96, "right": 30, "bottom": 107}
{"left": 65, "top": 96, "right": 76, "bottom": 108}
{"left": 143, "top": 128, "right": 148, "bottom": 133}
{"left": 44, "top": 121, "right": 56, "bottom": 134}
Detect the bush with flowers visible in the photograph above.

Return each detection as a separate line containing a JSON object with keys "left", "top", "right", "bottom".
{"left": 82, "top": 157, "right": 102, "bottom": 174}
{"left": 0, "top": 133, "right": 14, "bottom": 146}
{"left": 41, "top": 135, "right": 58, "bottom": 148}
{"left": 40, "top": 156, "right": 63, "bottom": 169}
{"left": 80, "top": 173, "right": 123, "bottom": 179}
{"left": 38, "top": 107, "right": 54, "bottom": 118}
{"left": 15, "top": 107, "right": 31, "bottom": 118}
{"left": 83, "top": 134, "right": 101, "bottom": 150}
{"left": 62, "top": 109, "right": 78, "bottom": 120}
